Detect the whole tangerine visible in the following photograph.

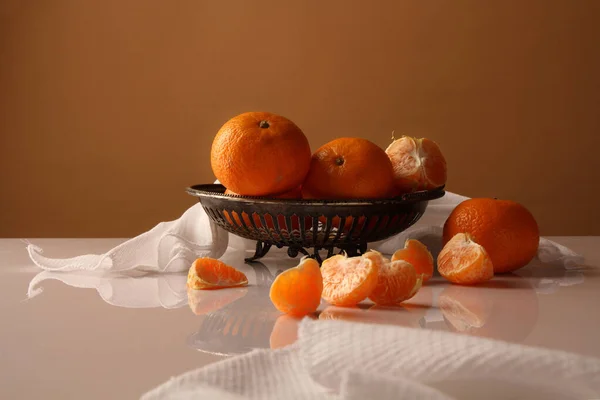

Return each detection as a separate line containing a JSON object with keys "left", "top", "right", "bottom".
{"left": 302, "top": 137, "right": 395, "bottom": 199}
{"left": 443, "top": 198, "right": 540, "bottom": 273}
{"left": 211, "top": 112, "right": 311, "bottom": 196}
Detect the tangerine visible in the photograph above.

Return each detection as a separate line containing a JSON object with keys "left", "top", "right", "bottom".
{"left": 437, "top": 233, "right": 494, "bottom": 285}
{"left": 385, "top": 136, "right": 447, "bottom": 192}
{"left": 391, "top": 239, "right": 434, "bottom": 282}
{"left": 321, "top": 253, "right": 378, "bottom": 306}
{"left": 443, "top": 198, "right": 539, "bottom": 273}
{"left": 187, "top": 258, "right": 249, "bottom": 290}
{"left": 269, "top": 257, "right": 323, "bottom": 316}
{"left": 363, "top": 250, "right": 422, "bottom": 305}
{"left": 211, "top": 112, "right": 311, "bottom": 196}
{"left": 302, "top": 138, "right": 395, "bottom": 199}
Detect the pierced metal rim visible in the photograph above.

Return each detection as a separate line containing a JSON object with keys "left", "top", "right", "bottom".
{"left": 186, "top": 184, "right": 445, "bottom": 205}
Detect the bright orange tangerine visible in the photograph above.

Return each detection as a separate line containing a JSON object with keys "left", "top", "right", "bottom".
{"left": 302, "top": 137, "right": 395, "bottom": 199}
{"left": 269, "top": 257, "right": 323, "bottom": 316}
{"left": 211, "top": 112, "right": 311, "bottom": 196}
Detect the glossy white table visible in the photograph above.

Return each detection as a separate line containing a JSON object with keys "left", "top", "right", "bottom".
{"left": 1, "top": 237, "right": 599, "bottom": 399}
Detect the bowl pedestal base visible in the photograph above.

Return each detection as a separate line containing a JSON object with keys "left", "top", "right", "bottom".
{"left": 244, "top": 240, "right": 368, "bottom": 264}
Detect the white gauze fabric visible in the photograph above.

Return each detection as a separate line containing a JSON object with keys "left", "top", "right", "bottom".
{"left": 26, "top": 203, "right": 228, "bottom": 273}
{"left": 141, "top": 318, "right": 600, "bottom": 400}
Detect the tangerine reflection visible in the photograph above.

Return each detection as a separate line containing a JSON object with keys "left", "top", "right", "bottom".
{"left": 438, "top": 276, "right": 539, "bottom": 342}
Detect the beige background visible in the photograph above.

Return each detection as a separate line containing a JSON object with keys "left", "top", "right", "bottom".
{"left": 1, "top": 0, "right": 599, "bottom": 237}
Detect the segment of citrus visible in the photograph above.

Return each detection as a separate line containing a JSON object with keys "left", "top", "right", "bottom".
{"left": 391, "top": 239, "right": 434, "bottom": 282}
{"left": 437, "top": 233, "right": 494, "bottom": 285}
{"left": 385, "top": 136, "right": 447, "bottom": 192}
{"left": 269, "top": 257, "right": 323, "bottom": 316}
{"left": 187, "top": 258, "right": 249, "bottom": 290}
{"left": 321, "top": 253, "right": 378, "bottom": 306}
{"left": 443, "top": 198, "right": 539, "bottom": 273}
{"left": 363, "top": 250, "right": 422, "bottom": 306}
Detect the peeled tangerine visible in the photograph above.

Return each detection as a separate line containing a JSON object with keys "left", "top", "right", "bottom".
{"left": 269, "top": 257, "right": 323, "bottom": 316}
{"left": 187, "top": 258, "right": 249, "bottom": 290}
{"left": 321, "top": 253, "right": 378, "bottom": 306}
{"left": 437, "top": 233, "right": 494, "bottom": 285}
{"left": 385, "top": 136, "right": 447, "bottom": 192}
{"left": 391, "top": 239, "right": 434, "bottom": 282}
{"left": 363, "top": 250, "right": 422, "bottom": 306}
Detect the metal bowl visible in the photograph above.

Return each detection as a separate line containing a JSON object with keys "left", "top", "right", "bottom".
{"left": 187, "top": 184, "right": 445, "bottom": 263}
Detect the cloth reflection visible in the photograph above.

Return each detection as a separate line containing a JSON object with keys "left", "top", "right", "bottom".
{"left": 24, "top": 248, "right": 284, "bottom": 310}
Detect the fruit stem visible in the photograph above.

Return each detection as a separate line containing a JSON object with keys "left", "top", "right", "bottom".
{"left": 335, "top": 157, "right": 345, "bottom": 166}
{"left": 259, "top": 120, "right": 270, "bottom": 129}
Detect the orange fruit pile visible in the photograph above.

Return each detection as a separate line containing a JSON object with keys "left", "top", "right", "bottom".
{"left": 268, "top": 242, "right": 430, "bottom": 315}
{"left": 211, "top": 112, "right": 447, "bottom": 201}
{"left": 207, "top": 112, "right": 541, "bottom": 290}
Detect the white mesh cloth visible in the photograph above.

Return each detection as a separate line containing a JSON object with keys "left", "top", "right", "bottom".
{"left": 141, "top": 318, "right": 600, "bottom": 399}
{"left": 25, "top": 191, "right": 584, "bottom": 273}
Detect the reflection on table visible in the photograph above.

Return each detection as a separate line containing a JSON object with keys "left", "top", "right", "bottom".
{"left": 26, "top": 248, "right": 585, "bottom": 355}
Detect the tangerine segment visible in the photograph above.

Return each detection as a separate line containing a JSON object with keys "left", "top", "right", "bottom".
{"left": 269, "top": 257, "right": 323, "bottom": 316}
{"left": 437, "top": 233, "right": 494, "bottom": 285}
{"left": 385, "top": 136, "right": 447, "bottom": 192}
{"left": 391, "top": 239, "right": 434, "bottom": 282}
{"left": 321, "top": 254, "right": 378, "bottom": 306}
{"left": 364, "top": 251, "right": 422, "bottom": 305}
{"left": 187, "top": 258, "right": 249, "bottom": 290}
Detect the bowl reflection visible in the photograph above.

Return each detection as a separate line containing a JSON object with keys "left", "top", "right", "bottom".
{"left": 186, "top": 260, "right": 283, "bottom": 356}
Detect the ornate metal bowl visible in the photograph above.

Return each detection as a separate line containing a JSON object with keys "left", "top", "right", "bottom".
{"left": 187, "top": 184, "right": 445, "bottom": 263}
